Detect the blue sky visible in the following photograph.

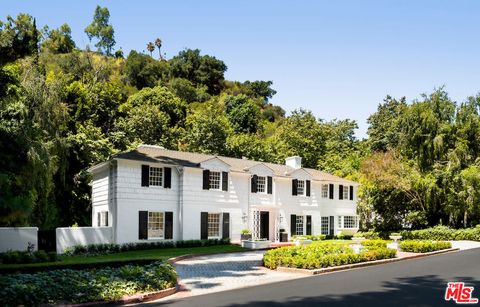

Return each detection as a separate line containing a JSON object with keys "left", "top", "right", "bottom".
{"left": 3, "top": 0, "right": 480, "bottom": 138}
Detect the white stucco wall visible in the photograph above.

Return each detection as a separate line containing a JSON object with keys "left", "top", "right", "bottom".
{"left": 56, "top": 227, "right": 113, "bottom": 253}
{"left": 91, "top": 167, "right": 110, "bottom": 227}
{"left": 0, "top": 227, "right": 38, "bottom": 252}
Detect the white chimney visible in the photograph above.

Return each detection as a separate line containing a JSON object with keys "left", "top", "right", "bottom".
{"left": 285, "top": 156, "right": 302, "bottom": 169}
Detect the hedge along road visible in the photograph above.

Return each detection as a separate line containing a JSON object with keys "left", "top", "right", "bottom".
{"left": 145, "top": 247, "right": 480, "bottom": 307}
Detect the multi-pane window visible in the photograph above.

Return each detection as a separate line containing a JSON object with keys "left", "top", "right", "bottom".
{"left": 321, "top": 217, "right": 329, "bottom": 235}
{"left": 257, "top": 176, "right": 266, "bottom": 193}
{"left": 338, "top": 216, "right": 343, "bottom": 228}
{"left": 148, "top": 212, "right": 164, "bottom": 239}
{"left": 321, "top": 184, "right": 329, "bottom": 198}
{"left": 208, "top": 213, "right": 221, "bottom": 237}
{"left": 297, "top": 180, "right": 305, "bottom": 196}
{"left": 149, "top": 167, "right": 163, "bottom": 186}
{"left": 209, "top": 171, "right": 221, "bottom": 190}
{"left": 343, "top": 216, "right": 358, "bottom": 228}
{"left": 343, "top": 185, "right": 349, "bottom": 200}
{"left": 296, "top": 216, "right": 304, "bottom": 235}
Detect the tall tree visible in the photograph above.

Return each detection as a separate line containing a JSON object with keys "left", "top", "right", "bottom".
{"left": 41, "top": 23, "right": 75, "bottom": 53}
{"left": 155, "top": 37, "right": 162, "bottom": 59}
{"left": 84, "top": 5, "right": 115, "bottom": 55}
{"left": 0, "top": 14, "right": 40, "bottom": 65}
{"left": 146, "top": 42, "right": 155, "bottom": 57}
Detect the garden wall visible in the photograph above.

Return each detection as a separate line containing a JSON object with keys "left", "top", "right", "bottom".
{"left": 0, "top": 227, "right": 38, "bottom": 252}
{"left": 56, "top": 227, "right": 113, "bottom": 253}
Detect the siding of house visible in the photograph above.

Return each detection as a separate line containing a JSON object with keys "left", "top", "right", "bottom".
{"left": 91, "top": 168, "right": 109, "bottom": 227}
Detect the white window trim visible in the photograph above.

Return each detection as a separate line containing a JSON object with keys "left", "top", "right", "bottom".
{"left": 148, "top": 211, "right": 165, "bottom": 240}
{"left": 296, "top": 179, "right": 306, "bottom": 196}
{"left": 321, "top": 216, "right": 329, "bottom": 235}
{"left": 207, "top": 212, "right": 222, "bottom": 239}
{"left": 98, "top": 211, "right": 108, "bottom": 227}
{"left": 343, "top": 185, "right": 349, "bottom": 200}
{"left": 257, "top": 176, "right": 267, "bottom": 194}
{"left": 337, "top": 215, "right": 359, "bottom": 229}
{"left": 321, "top": 184, "right": 329, "bottom": 198}
{"left": 209, "top": 171, "right": 223, "bottom": 191}
{"left": 149, "top": 166, "right": 164, "bottom": 188}
{"left": 296, "top": 215, "right": 305, "bottom": 236}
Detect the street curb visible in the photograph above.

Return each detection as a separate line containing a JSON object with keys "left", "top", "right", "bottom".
{"left": 68, "top": 286, "right": 177, "bottom": 306}
{"left": 276, "top": 248, "right": 460, "bottom": 275}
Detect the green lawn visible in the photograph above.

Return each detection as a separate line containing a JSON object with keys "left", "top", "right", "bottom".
{"left": 0, "top": 244, "right": 246, "bottom": 272}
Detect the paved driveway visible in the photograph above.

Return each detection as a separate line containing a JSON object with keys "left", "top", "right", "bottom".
{"left": 174, "top": 250, "right": 304, "bottom": 296}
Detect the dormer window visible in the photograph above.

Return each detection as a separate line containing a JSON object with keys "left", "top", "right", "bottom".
{"left": 297, "top": 180, "right": 305, "bottom": 196}
{"left": 149, "top": 167, "right": 163, "bottom": 186}
{"left": 251, "top": 175, "right": 273, "bottom": 194}
{"left": 202, "top": 170, "right": 228, "bottom": 191}
{"left": 209, "top": 171, "right": 221, "bottom": 190}
{"left": 292, "top": 179, "right": 311, "bottom": 196}
{"left": 257, "top": 176, "right": 266, "bottom": 193}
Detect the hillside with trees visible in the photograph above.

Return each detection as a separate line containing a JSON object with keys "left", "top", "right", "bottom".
{"left": 1, "top": 6, "right": 479, "bottom": 230}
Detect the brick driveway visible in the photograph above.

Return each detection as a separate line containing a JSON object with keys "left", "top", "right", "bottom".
{"left": 173, "top": 250, "right": 304, "bottom": 296}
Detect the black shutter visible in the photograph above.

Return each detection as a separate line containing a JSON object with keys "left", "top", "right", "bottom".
{"left": 97, "top": 212, "right": 101, "bottom": 227}
{"left": 202, "top": 170, "right": 210, "bottom": 190}
{"left": 105, "top": 212, "right": 108, "bottom": 227}
{"left": 251, "top": 175, "right": 258, "bottom": 193}
{"left": 290, "top": 214, "right": 297, "bottom": 236}
{"left": 222, "top": 172, "right": 228, "bottom": 191}
{"left": 139, "top": 211, "right": 148, "bottom": 240}
{"left": 267, "top": 176, "right": 273, "bottom": 194}
{"left": 339, "top": 185, "right": 344, "bottom": 200}
{"left": 329, "top": 216, "right": 334, "bottom": 235}
{"left": 306, "top": 180, "right": 311, "bottom": 197}
{"left": 164, "top": 167, "right": 172, "bottom": 188}
{"left": 201, "top": 212, "right": 208, "bottom": 240}
{"left": 329, "top": 184, "right": 334, "bottom": 199}
{"left": 306, "top": 215, "right": 312, "bottom": 235}
{"left": 165, "top": 211, "right": 173, "bottom": 239}
{"left": 141, "top": 165, "right": 150, "bottom": 187}
{"left": 222, "top": 212, "right": 230, "bottom": 239}
{"left": 350, "top": 185, "right": 354, "bottom": 200}
{"left": 292, "top": 179, "right": 298, "bottom": 196}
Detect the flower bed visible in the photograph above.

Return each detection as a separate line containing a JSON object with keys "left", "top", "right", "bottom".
{"left": 263, "top": 243, "right": 396, "bottom": 270}
{"left": 360, "top": 239, "right": 390, "bottom": 248}
{"left": 0, "top": 261, "right": 176, "bottom": 306}
{"left": 399, "top": 240, "right": 452, "bottom": 253}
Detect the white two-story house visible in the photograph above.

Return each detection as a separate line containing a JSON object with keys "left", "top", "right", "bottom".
{"left": 88, "top": 145, "right": 359, "bottom": 244}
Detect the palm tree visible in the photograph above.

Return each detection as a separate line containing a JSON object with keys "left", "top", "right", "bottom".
{"left": 146, "top": 42, "right": 155, "bottom": 57}
{"left": 154, "top": 38, "right": 162, "bottom": 60}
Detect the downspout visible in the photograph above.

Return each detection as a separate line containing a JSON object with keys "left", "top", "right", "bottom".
{"left": 176, "top": 166, "right": 184, "bottom": 240}
{"left": 109, "top": 160, "right": 118, "bottom": 244}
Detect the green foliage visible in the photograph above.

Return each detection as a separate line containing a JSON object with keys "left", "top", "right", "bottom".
{"left": 224, "top": 94, "right": 261, "bottom": 133}
{"left": 41, "top": 23, "right": 75, "bottom": 54}
{"left": 291, "top": 235, "right": 326, "bottom": 241}
{"left": 84, "top": 5, "right": 115, "bottom": 55}
{"left": 0, "top": 14, "right": 39, "bottom": 65}
{"left": 0, "top": 261, "right": 176, "bottom": 306}
{"left": 360, "top": 239, "right": 389, "bottom": 248}
{"left": 263, "top": 243, "right": 396, "bottom": 270}
{"left": 400, "top": 225, "right": 480, "bottom": 241}
{"left": 123, "top": 50, "right": 167, "bottom": 88}
{"left": 0, "top": 250, "right": 57, "bottom": 264}
{"left": 64, "top": 238, "right": 231, "bottom": 256}
{"left": 399, "top": 240, "right": 451, "bottom": 253}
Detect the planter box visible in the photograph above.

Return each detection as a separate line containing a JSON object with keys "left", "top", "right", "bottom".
{"left": 241, "top": 234, "right": 252, "bottom": 241}
{"left": 242, "top": 240, "right": 271, "bottom": 249}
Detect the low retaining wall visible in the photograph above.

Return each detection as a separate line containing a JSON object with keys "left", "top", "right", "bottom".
{"left": 0, "top": 227, "right": 38, "bottom": 252}
{"left": 56, "top": 227, "right": 113, "bottom": 254}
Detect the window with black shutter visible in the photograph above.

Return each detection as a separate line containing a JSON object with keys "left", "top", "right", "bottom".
{"left": 141, "top": 165, "right": 150, "bottom": 187}
{"left": 267, "top": 176, "right": 273, "bottom": 194}
{"left": 222, "top": 172, "right": 228, "bottom": 191}
{"left": 222, "top": 212, "right": 230, "bottom": 239}
{"left": 200, "top": 212, "right": 208, "bottom": 239}
{"left": 350, "top": 185, "right": 354, "bottom": 200}
{"left": 306, "top": 180, "right": 311, "bottom": 197}
{"left": 251, "top": 175, "right": 258, "bottom": 193}
{"left": 306, "top": 215, "right": 312, "bottom": 235}
{"left": 138, "top": 211, "right": 148, "bottom": 240}
{"left": 339, "top": 185, "right": 344, "bottom": 200}
{"left": 292, "top": 179, "right": 298, "bottom": 196}
{"left": 202, "top": 170, "right": 210, "bottom": 190}
{"left": 290, "top": 214, "right": 297, "bottom": 236}
{"left": 164, "top": 167, "right": 172, "bottom": 188}
{"left": 329, "top": 184, "right": 334, "bottom": 199}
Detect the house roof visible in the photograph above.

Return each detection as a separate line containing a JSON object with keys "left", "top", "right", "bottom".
{"left": 106, "top": 144, "right": 359, "bottom": 185}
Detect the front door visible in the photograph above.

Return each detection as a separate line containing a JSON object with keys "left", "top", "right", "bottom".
{"left": 260, "top": 211, "right": 269, "bottom": 239}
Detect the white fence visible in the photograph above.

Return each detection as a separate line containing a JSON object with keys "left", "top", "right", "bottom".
{"left": 0, "top": 227, "right": 38, "bottom": 252}
{"left": 56, "top": 227, "right": 113, "bottom": 254}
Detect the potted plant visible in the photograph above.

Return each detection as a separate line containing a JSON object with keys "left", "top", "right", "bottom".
{"left": 389, "top": 232, "right": 402, "bottom": 242}
{"left": 240, "top": 229, "right": 252, "bottom": 241}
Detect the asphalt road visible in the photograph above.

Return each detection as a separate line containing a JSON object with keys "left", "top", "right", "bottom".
{"left": 146, "top": 248, "right": 480, "bottom": 307}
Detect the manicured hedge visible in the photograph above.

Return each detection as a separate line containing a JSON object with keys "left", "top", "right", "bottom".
{"left": 291, "top": 234, "right": 353, "bottom": 241}
{"left": 65, "top": 238, "right": 231, "bottom": 256}
{"left": 353, "top": 231, "right": 391, "bottom": 240}
{"left": 399, "top": 240, "right": 452, "bottom": 253}
{"left": 263, "top": 243, "right": 396, "bottom": 270}
{"left": 360, "top": 239, "right": 390, "bottom": 248}
{"left": 0, "top": 261, "right": 176, "bottom": 306}
{"left": 401, "top": 225, "right": 480, "bottom": 241}
{"left": 0, "top": 250, "right": 57, "bottom": 264}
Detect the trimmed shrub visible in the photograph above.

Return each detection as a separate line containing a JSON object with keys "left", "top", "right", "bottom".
{"left": 0, "top": 250, "right": 58, "bottom": 265}
{"left": 263, "top": 243, "right": 396, "bottom": 270}
{"left": 399, "top": 240, "right": 452, "bottom": 253}
{"left": 361, "top": 239, "right": 390, "bottom": 248}
{"left": 0, "top": 261, "right": 176, "bottom": 306}
{"left": 64, "top": 238, "right": 231, "bottom": 256}
{"left": 291, "top": 235, "right": 326, "bottom": 241}
{"left": 401, "top": 225, "right": 480, "bottom": 241}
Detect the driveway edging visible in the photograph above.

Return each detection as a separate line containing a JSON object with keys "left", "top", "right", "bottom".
{"left": 276, "top": 248, "right": 460, "bottom": 275}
